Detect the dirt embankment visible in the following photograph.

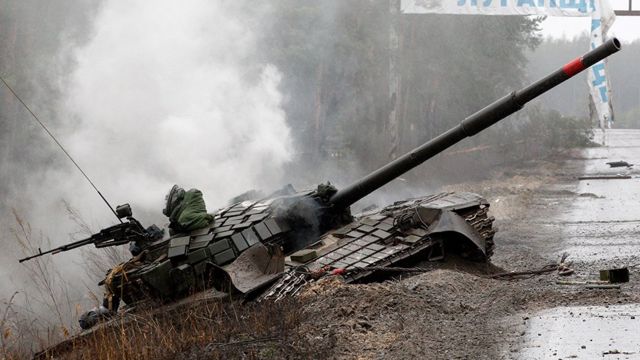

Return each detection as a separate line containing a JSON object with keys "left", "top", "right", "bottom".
{"left": 295, "top": 267, "right": 639, "bottom": 359}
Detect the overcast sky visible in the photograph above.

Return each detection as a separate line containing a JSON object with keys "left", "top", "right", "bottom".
{"left": 541, "top": 16, "right": 640, "bottom": 42}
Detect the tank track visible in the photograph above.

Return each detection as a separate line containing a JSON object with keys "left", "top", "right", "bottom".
{"left": 456, "top": 205, "right": 496, "bottom": 257}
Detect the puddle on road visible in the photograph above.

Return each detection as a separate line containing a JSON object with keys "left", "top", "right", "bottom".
{"left": 518, "top": 304, "right": 640, "bottom": 359}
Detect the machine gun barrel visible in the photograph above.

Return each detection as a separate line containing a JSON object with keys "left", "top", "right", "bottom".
{"left": 18, "top": 237, "right": 94, "bottom": 263}
{"left": 18, "top": 218, "right": 146, "bottom": 263}
{"left": 329, "top": 38, "right": 621, "bottom": 209}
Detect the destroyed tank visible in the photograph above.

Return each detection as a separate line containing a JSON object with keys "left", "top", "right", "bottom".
{"left": 19, "top": 38, "right": 621, "bottom": 328}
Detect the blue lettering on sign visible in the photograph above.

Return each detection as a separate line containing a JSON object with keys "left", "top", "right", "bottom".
{"left": 592, "top": 63, "right": 608, "bottom": 103}
{"left": 560, "top": 0, "right": 588, "bottom": 12}
{"left": 591, "top": 18, "right": 600, "bottom": 50}
{"left": 599, "top": 86, "right": 609, "bottom": 102}
{"left": 517, "top": 0, "right": 535, "bottom": 6}
{"left": 592, "top": 63, "right": 606, "bottom": 87}
{"left": 456, "top": 0, "right": 591, "bottom": 9}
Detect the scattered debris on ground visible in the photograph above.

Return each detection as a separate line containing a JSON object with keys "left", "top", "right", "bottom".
{"left": 600, "top": 267, "right": 630, "bottom": 283}
{"left": 491, "top": 253, "right": 573, "bottom": 280}
{"left": 606, "top": 161, "right": 633, "bottom": 168}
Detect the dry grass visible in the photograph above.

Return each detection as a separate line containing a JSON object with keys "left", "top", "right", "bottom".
{"left": 3, "top": 206, "right": 126, "bottom": 359}
{"left": 39, "top": 297, "right": 329, "bottom": 360}
{"left": 1, "top": 210, "right": 79, "bottom": 359}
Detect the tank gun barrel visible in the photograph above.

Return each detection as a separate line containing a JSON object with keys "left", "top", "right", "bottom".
{"left": 329, "top": 38, "right": 621, "bottom": 209}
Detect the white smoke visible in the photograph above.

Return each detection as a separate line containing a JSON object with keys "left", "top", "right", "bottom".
{"left": 58, "top": 0, "right": 292, "bottom": 221}
{"left": 2, "top": 1, "right": 292, "bottom": 338}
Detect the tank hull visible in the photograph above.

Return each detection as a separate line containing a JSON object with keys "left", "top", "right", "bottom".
{"left": 108, "top": 191, "right": 494, "bottom": 306}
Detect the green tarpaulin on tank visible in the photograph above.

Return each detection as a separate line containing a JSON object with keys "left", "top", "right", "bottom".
{"left": 168, "top": 188, "right": 213, "bottom": 232}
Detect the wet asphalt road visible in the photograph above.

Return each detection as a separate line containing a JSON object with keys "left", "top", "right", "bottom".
{"left": 516, "top": 129, "right": 640, "bottom": 359}
{"left": 562, "top": 129, "right": 640, "bottom": 264}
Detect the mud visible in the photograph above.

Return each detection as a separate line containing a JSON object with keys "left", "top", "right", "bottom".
{"left": 291, "top": 129, "right": 640, "bottom": 359}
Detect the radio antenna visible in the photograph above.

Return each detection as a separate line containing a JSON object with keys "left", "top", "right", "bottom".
{"left": 1, "top": 76, "right": 123, "bottom": 223}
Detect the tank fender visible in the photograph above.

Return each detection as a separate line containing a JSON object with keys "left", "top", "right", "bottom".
{"left": 207, "top": 243, "right": 285, "bottom": 296}
{"left": 419, "top": 208, "right": 487, "bottom": 258}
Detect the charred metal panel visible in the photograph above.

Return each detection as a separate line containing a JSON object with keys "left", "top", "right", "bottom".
{"left": 168, "top": 236, "right": 190, "bottom": 259}
{"left": 190, "top": 233, "right": 214, "bottom": 250}
{"left": 208, "top": 239, "right": 232, "bottom": 255}
{"left": 214, "top": 249, "right": 236, "bottom": 265}
{"left": 231, "top": 233, "right": 249, "bottom": 252}
{"left": 242, "top": 229, "right": 260, "bottom": 246}
{"left": 170, "top": 264, "right": 194, "bottom": 294}
{"left": 187, "top": 248, "right": 208, "bottom": 264}
{"left": 139, "top": 260, "right": 173, "bottom": 297}
{"left": 254, "top": 222, "right": 272, "bottom": 240}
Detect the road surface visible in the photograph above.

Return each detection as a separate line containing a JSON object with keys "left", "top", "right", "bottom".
{"left": 510, "top": 129, "right": 640, "bottom": 359}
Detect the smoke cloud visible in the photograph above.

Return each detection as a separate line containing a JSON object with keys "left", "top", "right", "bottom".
{"left": 58, "top": 0, "right": 292, "bottom": 222}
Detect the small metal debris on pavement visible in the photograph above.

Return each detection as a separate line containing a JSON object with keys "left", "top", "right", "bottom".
{"left": 557, "top": 252, "right": 574, "bottom": 276}
{"left": 578, "top": 175, "right": 632, "bottom": 180}
{"left": 606, "top": 161, "right": 633, "bottom": 168}
{"left": 558, "top": 264, "right": 574, "bottom": 276}
{"left": 603, "top": 350, "right": 636, "bottom": 356}
{"left": 600, "top": 268, "right": 630, "bottom": 283}
{"left": 556, "top": 267, "right": 628, "bottom": 289}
